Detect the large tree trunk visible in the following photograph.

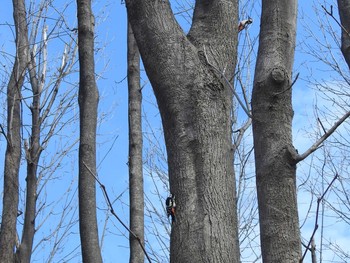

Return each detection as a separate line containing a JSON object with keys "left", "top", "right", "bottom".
{"left": 76, "top": 0, "right": 102, "bottom": 262}
{"left": 0, "top": 0, "right": 28, "bottom": 261}
{"left": 337, "top": 0, "right": 350, "bottom": 69}
{"left": 251, "top": 0, "right": 301, "bottom": 262}
{"left": 126, "top": 1, "right": 239, "bottom": 262}
{"left": 127, "top": 22, "right": 144, "bottom": 263}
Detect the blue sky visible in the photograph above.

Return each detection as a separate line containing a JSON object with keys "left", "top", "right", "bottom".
{"left": 1, "top": 0, "right": 350, "bottom": 262}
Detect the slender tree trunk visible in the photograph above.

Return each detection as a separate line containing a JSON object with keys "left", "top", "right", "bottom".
{"left": 337, "top": 0, "right": 350, "bottom": 69}
{"left": 16, "top": 97, "right": 40, "bottom": 263}
{"left": 15, "top": 26, "right": 45, "bottom": 263}
{"left": 126, "top": 1, "right": 240, "bottom": 262}
{"left": 127, "top": 22, "right": 144, "bottom": 263}
{"left": 0, "top": 0, "right": 28, "bottom": 261}
{"left": 251, "top": 0, "right": 301, "bottom": 262}
{"left": 76, "top": 0, "right": 102, "bottom": 262}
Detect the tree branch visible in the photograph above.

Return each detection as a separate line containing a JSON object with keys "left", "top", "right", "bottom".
{"left": 300, "top": 173, "right": 339, "bottom": 262}
{"left": 273, "top": 72, "right": 299, "bottom": 96}
{"left": 203, "top": 46, "right": 252, "bottom": 118}
{"left": 295, "top": 110, "right": 350, "bottom": 163}
{"left": 322, "top": 3, "right": 350, "bottom": 68}
{"left": 0, "top": 124, "right": 10, "bottom": 146}
{"left": 321, "top": 5, "right": 350, "bottom": 39}
{"left": 82, "top": 161, "right": 152, "bottom": 263}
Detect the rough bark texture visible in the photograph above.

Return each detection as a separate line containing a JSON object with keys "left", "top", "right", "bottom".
{"left": 252, "top": 0, "right": 301, "bottom": 262}
{"left": 126, "top": 1, "right": 239, "bottom": 262}
{"left": 0, "top": 0, "right": 28, "bottom": 262}
{"left": 76, "top": 0, "right": 102, "bottom": 262}
{"left": 337, "top": 0, "right": 350, "bottom": 69}
{"left": 127, "top": 22, "right": 144, "bottom": 263}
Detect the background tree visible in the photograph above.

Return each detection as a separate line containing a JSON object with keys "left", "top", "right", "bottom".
{"left": 127, "top": 22, "right": 145, "bottom": 262}
{"left": 0, "top": 0, "right": 28, "bottom": 261}
{"left": 295, "top": 1, "right": 350, "bottom": 261}
{"left": 0, "top": 0, "right": 80, "bottom": 262}
{"left": 337, "top": 0, "right": 350, "bottom": 68}
{"left": 76, "top": 0, "right": 102, "bottom": 262}
{"left": 126, "top": 0, "right": 240, "bottom": 262}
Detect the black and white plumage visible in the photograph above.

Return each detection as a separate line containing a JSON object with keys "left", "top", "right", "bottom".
{"left": 238, "top": 18, "right": 253, "bottom": 32}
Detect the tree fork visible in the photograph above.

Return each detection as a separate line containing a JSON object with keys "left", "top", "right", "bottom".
{"left": 126, "top": 0, "right": 240, "bottom": 262}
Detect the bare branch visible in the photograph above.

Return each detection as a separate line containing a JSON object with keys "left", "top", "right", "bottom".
{"left": 300, "top": 173, "right": 339, "bottom": 262}
{"left": 317, "top": 117, "right": 327, "bottom": 134}
{"left": 322, "top": 5, "right": 350, "bottom": 39}
{"left": 295, "top": 110, "right": 350, "bottom": 163}
{"left": 203, "top": 46, "right": 252, "bottom": 118}
{"left": 273, "top": 72, "right": 299, "bottom": 96}
{"left": 82, "top": 161, "right": 152, "bottom": 263}
{"left": 39, "top": 24, "right": 48, "bottom": 94}
{"left": 233, "top": 118, "right": 252, "bottom": 152}
{"left": 0, "top": 124, "right": 10, "bottom": 145}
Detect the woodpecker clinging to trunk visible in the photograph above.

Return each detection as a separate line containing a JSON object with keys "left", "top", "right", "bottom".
{"left": 238, "top": 18, "right": 253, "bottom": 32}
{"left": 165, "top": 193, "right": 176, "bottom": 224}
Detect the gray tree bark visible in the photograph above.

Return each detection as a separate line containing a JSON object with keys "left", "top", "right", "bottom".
{"left": 127, "top": 22, "right": 145, "bottom": 263}
{"left": 76, "top": 0, "right": 103, "bottom": 262}
{"left": 251, "top": 0, "right": 301, "bottom": 262}
{"left": 0, "top": 0, "right": 28, "bottom": 261}
{"left": 126, "top": 1, "right": 240, "bottom": 262}
{"left": 337, "top": 0, "right": 350, "bottom": 69}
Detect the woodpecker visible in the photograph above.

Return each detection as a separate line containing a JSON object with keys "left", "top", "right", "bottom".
{"left": 165, "top": 193, "right": 176, "bottom": 224}
{"left": 238, "top": 18, "right": 253, "bottom": 32}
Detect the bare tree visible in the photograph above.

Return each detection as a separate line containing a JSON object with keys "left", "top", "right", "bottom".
{"left": 16, "top": 17, "right": 50, "bottom": 263}
{"left": 0, "top": 1, "right": 80, "bottom": 262}
{"left": 296, "top": 2, "right": 350, "bottom": 261}
{"left": 0, "top": 0, "right": 28, "bottom": 261}
{"left": 337, "top": 0, "right": 350, "bottom": 68}
{"left": 76, "top": 0, "right": 102, "bottom": 262}
{"left": 252, "top": 0, "right": 350, "bottom": 262}
{"left": 126, "top": 0, "right": 240, "bottom": 261}
{"left": 136, "top": 2, "right": 261, "bottom": 261}
{"left": 127, "top": 22, "right": 145, "bottom": 263}
{"left": 251, "top": 0, "right": 300, "bottom": 262}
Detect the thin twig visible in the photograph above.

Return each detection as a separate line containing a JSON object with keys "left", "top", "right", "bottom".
{"left": 300, "top": 173, "right": 339, "bottom": 262}
{"left": 203, "top": 46, "right": 252, "bottom": 118}
{"left": 82, "top": 161, "right": 152, "bottom": 263}
{"left": 0, "top": 124, "right": 10, "bottom": 146}
{"left": 97, "top": 135, "right": 119, "bottom": 169}
{"left": 317, "top": 117, "right": 327, "bottom": 134}
{"left": 321, "top": 5, "right": 350, "bottom": 38}
{"left": 274, "top": 72, "right": 299, "bottom": 96}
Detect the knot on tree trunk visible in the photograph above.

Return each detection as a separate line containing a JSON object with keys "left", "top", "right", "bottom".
{"left": 283, "top": 144, "right": 299, "bottom": 166}
{"left": 271, "top": 67, "right": 286, "bottom": 84}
